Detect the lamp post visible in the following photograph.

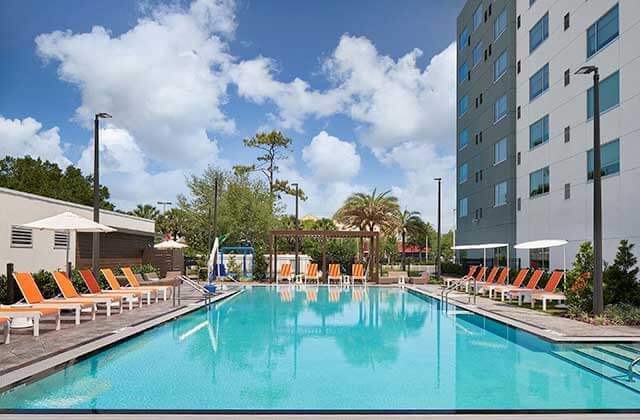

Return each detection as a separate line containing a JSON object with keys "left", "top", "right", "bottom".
{"left": 92, "top": 112, "right": 112, "bottom": 281}
{"left": 452, "top": 209, "right": 456, "bottom": 263}
{"left": 575, "top": 65, "right": 603, "bottom": 315}
{"left": 434, "top": 177, "right": 442, "bottom": 279}
{"left": 292, "top": 183, "right": 299, "bottom": 278}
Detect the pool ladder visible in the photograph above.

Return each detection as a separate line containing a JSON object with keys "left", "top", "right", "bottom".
{"left": 441, "top": 279, "right": 466, "bottom": 309}
{"left": 629, "top": 356, "right": 640, "bottom": 382}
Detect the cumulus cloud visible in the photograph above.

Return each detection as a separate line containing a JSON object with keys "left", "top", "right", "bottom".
{"left": 0, "top": 115, "right": 71, "bottom": 167}
{"left": 35, "top": 0, "right": 234, "bottom": 166}
{"left": 302, "top": 131, "right": 360, "bottom": 182}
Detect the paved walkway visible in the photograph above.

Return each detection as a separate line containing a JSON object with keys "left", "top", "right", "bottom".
{"left": 0, "top": 284, "right": 241, "bottom": 391}
{"left": 412, "top": 282, "right": 640, "bottom": 342}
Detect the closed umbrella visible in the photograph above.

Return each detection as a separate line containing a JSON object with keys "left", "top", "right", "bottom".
{"left": 154, "top": 239, "right": 188, "bottom": 249}
{"left": 21, "top": 212, "right": 116, "bottom": 276}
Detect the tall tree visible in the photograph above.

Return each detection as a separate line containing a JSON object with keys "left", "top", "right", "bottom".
{"left": 334, "top": 189, "right": 400, "bottom": 233}
{"left": 604, "top": 240, "right": 640, "bottom": 306}
{"left": 0, "top": 156, "right": 114, "bottom": 209}
{"left": 398, "top": 209, "right": 422, "bottom": 270}
{"left": 129, "top": 204, "right": 160, "bottom": 220}
{"left": 233, "top": 131, "right": 306, "bottom": 201}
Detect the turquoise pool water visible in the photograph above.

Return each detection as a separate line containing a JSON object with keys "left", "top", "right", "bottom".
{"left": 1, "top": 286, "right": 640, "bottom": 411}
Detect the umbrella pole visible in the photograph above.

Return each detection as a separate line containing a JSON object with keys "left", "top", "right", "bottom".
{"left": 66, "top": 229, "right": 71, "bottom": 277}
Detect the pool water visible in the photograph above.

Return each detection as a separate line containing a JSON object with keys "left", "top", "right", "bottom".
{"left": 1, "top": 286, "right": 640, "bottom": 411}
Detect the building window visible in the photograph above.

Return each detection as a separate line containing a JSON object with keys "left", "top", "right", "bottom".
{"left": 459, "top": 197, "right": 468, "bottom": 217}
{"left": 530, "top": 248, "right": 549, "bottom": 270}
{"left": 459, "top": 163, "right": 469, "bottom": 184}
{"left": 564, "top": 68, "right": 570, "bottom": 86}
{"left": 459, "top": 95, "right": 469, "bottom": 118}
{"left": 564, "top": 183, "right": 571, "bottom": 200}
{"left": 517, "top": 15, "right": 521, "bottom": 29}
{"left": 517, "top": 197, "right": 522, "bottom": 211}
{"left": 530, "top": 13, "right": 549, "bottom": 53}
{"left": 517, "top": 60, "right": 521, "bottom": 74}
{"left": 530, "top": 0, "right": 537, "bottom": 5}
{"left": 494, "top": 94, "right": 507, "bottom": 123}
{"left": 564, "top": 126, "right": 570, "bottom": 143}
{"left": 517, "top": 151, "right": 521, "bottom": 165}
{"left": 495, "top": 181, "right": 508, "bottom": 207}
{"left": 517, "top": 106, "right": 521, "bottom": 119}
{"left": 587, "top": 70, "right": 619, "bottom": 119}
{"left": 495, "top": 8, "right": 507, "bottom": 40}
{"left": 587, "top": 139, "right": 620, "bottom": 180}
{"left": 494, "top": 51, "right": 507, "bottom": 81}
{"left": 479, "top": 131, "right": 483, "bottom": 143}
{"left": 530, "top": 166, "right": 550, "bottom": 197}
{"left": 587, "top": 4, "right": 619, "bottom": 58}
{"left": 494, "top": 137, "right": 507, "bottom": 164}
{"left": 529, "top": 63, "right": 549, "bottom": 100}
{"left": 11, "top": 226, "right": 33, "bottom": 248}
{"left": 54, "top": 231, "right": 70, "bottom": 249}
{"left": 475, "top": 96, "right": 479, "bottom": 108}
{"left": 474, "top": 208, "right": 483, "bottom": 220}
{"left": 473, "top": 4, "right": 483, "bottom": 30}
{"left": 459, "top": 27, "right": 469, "bottom": 51}
{"left": 458, "top": 129, "right": 469, "bottom": 150}
{"left": 564, "top": 12, "right": 570, "bottom": 31}
{"left": 529, "top": 115, "right": 549, "bottom": 149}
{"left": 480, "top": 93, "right": 483, "bottom": 104}
{"left": 459, "top": 60, "right": 468, "bottom": 86}
{"left": 473, "top": 41, "right": 483, "bottom": 67}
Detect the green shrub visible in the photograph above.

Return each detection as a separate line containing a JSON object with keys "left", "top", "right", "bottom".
{"left": 604, "top": 240, "right": 640, "bottom": 306}
{"left": 0, "top": 275, "right": 7, "bottom": 305}
{"left": 441, "top": 262, "right": 465, "bottom": 276}
{"left": 565, "top": 241, "right": 594, "bottom": 313}
{"left": 603, "top": 304, "right": 640, "bottom": 326}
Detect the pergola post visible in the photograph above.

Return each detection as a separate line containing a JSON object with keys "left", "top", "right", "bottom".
{"left": 322, "top": 239, "right": 327, "bottom": 284}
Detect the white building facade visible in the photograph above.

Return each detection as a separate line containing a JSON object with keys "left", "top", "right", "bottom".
{"left": 0, "top": 187, "right": 155, "bottom": 275}
{"left": 515, "top": 0, "right": 640, "bottom": 269}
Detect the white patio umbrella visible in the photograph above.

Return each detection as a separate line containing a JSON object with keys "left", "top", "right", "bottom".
{"left": 21, "top": 212, "right": 116, "bottom": 275}
{"left": 154, "top": 239, "right": 188, "bottom": 249}
{"left": 515, "top": 239, "right": 569, "bottom": 290}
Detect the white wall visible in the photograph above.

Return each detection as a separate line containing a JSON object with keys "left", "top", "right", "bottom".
{"left": 0, "top": 188, "right": 155, "bottom": 275}
{"left": 515, "top": 0, "right": 640, "bottom": 269}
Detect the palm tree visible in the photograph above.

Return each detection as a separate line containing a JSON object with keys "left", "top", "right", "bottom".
{"left": 129, "top": 204, "right": 160, "bottom": 220}
{"left": 398, "top": 209, "right": 422, "bottom": 271}
{"left": 335, "top": 189, "right": 401, "bottom": 262}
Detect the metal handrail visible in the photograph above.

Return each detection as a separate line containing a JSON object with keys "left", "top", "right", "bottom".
{"left": 441, "top": 278, "right": 466, "bottom": 308}
{"left": 629, "top": 356, "right": 640, "bottom": 382}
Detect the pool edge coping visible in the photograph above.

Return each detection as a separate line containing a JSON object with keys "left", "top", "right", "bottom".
{"left": 0, "top": 289, "right": 242, "bottom": 394}
{"left": 406, "top": 286, "right": 640, "bottom": 344}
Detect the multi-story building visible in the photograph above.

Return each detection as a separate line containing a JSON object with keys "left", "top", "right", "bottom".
{"left": 457, "top": 0, "right": 640, "bottom": 270}
{"left": 456, "top": 0, "right": 517, "bottom": 265}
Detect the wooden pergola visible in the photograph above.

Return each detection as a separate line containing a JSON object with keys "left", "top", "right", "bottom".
{"left": 269, "top": 230, "right": 380, "bottom": 282}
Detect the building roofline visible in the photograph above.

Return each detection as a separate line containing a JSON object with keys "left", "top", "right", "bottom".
{"left": 0, "top": 187, "right": 154, "bottom": 224}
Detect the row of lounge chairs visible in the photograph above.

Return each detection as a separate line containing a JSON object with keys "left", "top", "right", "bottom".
{"left": 277, "top": 263, "right": 367, "bottom": 285}
{"left": 0, "top": 267, "right": 173, "bottom": 344}
{"left": 447, "top": 265, "right": 566, "bottom": 311}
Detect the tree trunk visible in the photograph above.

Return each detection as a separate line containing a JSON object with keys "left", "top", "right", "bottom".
{"left": 401, "top": 231, "right": 406, "bottom": 271}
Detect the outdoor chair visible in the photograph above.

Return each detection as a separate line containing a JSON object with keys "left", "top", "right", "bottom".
{"left": 530, "top": 271, "right": 566, "bottom": 311}
{"left": 478, "top": 267, "right": 509, "bottom": 295}
{"left": 101, "top": 268, "right": 156, "bottom": 304}
{"left": 297, "top": 263, "right": 319, "bottom": 284}
{"left": 351, "top": 263, "right": 367, "bottom": 284}
{"left": 53, "top": 271, "right": 124, "bottom": 316}
{"left": 122, "top": 267, "right": 172, "bottom": 301}
{"left": 277, "top": 263, "right": 293, "bottom": 283}
{"left": 488, "top": 268, "right": 528, "bottom": 300}
{"left": 0, "top": 307, "right": 61, "bottom": 338}
{"left": 507, "top": 269, "right": 545, "bottom": 304}
{"left": 327, "top": 264, "right": 342, "bottom": 284}
{"left": 79, "top": 270, "right": 143, "bottom": 309}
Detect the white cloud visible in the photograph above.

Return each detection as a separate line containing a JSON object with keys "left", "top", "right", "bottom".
{"left": 302, "top": 131, "right": 360, "bottom": 182}
{"left": 35, "top": 0, "right": 234, "bottom": 167}
{"left": 0, "top": 116, "right": 71, "bottom": 167}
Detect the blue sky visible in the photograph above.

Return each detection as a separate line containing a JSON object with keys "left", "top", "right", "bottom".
{"left": 0, "top": 0, "right": 463, "bottom": 226}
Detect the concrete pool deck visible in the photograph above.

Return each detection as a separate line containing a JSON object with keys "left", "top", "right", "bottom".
{"left": 410, "top": 282, "right": 640, "bottom": 342}
{"left": 0, "top": 285, "right": 241, "bottom": 391}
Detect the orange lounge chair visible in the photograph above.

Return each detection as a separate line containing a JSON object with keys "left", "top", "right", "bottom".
{"left": 488, "top": 268, "right": 529, "bottom": 300}
{"left": 507, "top": 269, "right": 545, "bottom": 304}
{"left": 122, "top": 267, "right": 172, "bottom": 301}
{"left": 299, "top": 263, "right": 319, "bottom": 284}
{"left": 327, "top": 264, "right": 342, "bottom": 284}
{"left": 444, "top": 265, "right": 477, "bottom": 288}
{"left": 277, "top": 263, "right": 293, "bottom": 284}
{"left": 479, "top": 267, "right": 509, "bottom": 295}
{"left": 53, "top": 272, "right": 124, "bottom": 317}
{"left": 0, "top": 317, "right": 9, "bottom": 344}
{"left": 351, "top": 263, "right": 366, "bottom": 284}
{"left": 79, "top": 270, "right": 142, "bottom": 309}
{"left": 13, "top": 272, "right": 96, "bottom": 325}
{"left": 0, "top": 307, "right": 61, "bottom": 339}
{"left": 460, "top": 266, "right": 486, "bottom": 291}
{"left": 469, "top": 266, "right": 498, "bottom": 292}
{"left": 530, "top": 271, "right": 566, "bottom": 311}
{"left": 101, "top": 269, "right": 155, "bottom": 305}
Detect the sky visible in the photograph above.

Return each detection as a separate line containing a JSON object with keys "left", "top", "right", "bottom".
{"left": 0, "top": 0, "right": 464, "bottom": 228}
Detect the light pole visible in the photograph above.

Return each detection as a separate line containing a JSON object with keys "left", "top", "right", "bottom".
{"left": 292, "top": 183, "right": 299, "bottom": 278}
{"left": 575, "top": 65, "right": 603, "bottom": 315}
{"left": 434, "top": 178, "right": 442, "bottom": 279}
{"left": 452, "top": 209, "right": 456, "bottom": 263}
{"left": 92, "top": 112, "right": 112, "bottom": 281}
{"left": 157, "top": 201, "right": 172, "bottom": 213}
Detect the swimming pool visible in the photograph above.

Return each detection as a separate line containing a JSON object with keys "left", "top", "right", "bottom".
{"left": 1, "top": 285, "right": 640, "bottom": 412}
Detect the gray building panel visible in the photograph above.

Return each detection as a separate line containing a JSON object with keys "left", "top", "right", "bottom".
{"left": 456, "top": 0, "right": 517, "bottom": 265}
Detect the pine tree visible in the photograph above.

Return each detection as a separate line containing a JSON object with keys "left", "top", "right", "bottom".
{"left": 604, "top": 240, "right": 640, "bottom": 306}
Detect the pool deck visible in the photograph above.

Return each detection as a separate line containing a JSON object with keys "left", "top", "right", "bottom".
{"left": 410, "top": 282, "right": 640, "bottom": 343}
{"left": 0, "top": 285, "right": 241, "bottom": 392}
